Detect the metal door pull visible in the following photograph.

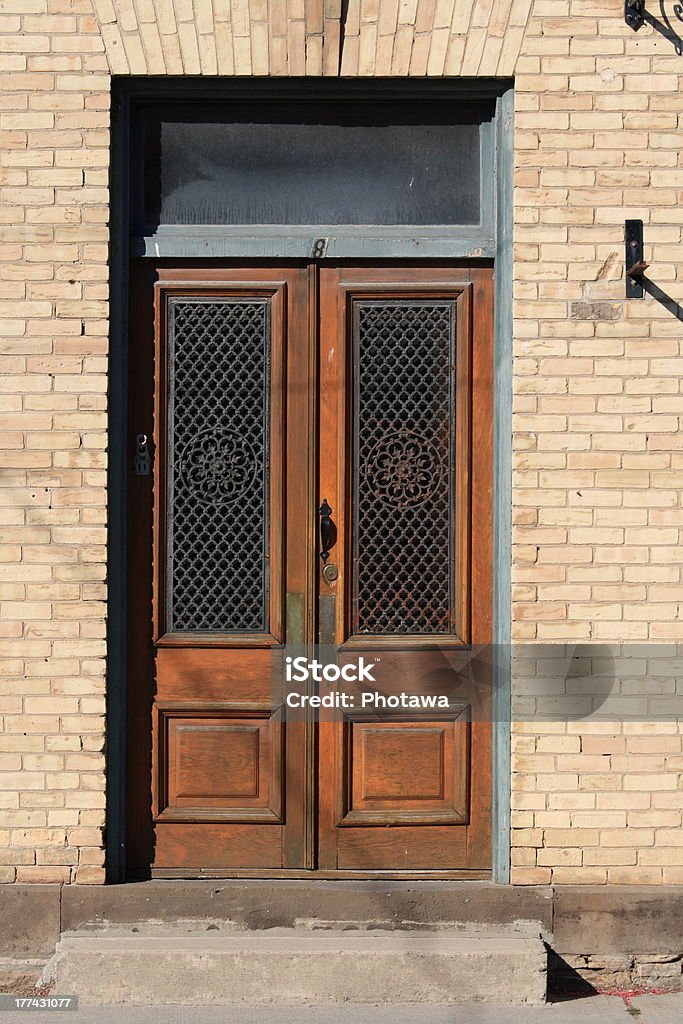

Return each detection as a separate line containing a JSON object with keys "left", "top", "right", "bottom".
{"left": 319, "top": 499, "right": 335, "bottom": 563}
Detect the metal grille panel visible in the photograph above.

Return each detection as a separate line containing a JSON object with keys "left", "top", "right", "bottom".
{"left": 167, "top": 298, "right": 270, "bottom": 632}
{"left": 353, "top": 300, "right": 456, "bottom": 635}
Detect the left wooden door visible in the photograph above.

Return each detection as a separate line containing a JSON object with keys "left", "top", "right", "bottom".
{"left": 126, "top": 265, "right": 313, "bottom": 876}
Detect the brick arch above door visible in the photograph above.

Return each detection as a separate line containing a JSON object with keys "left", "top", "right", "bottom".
{"left": 90, "top": 0, "right": 532, "bottom": 77}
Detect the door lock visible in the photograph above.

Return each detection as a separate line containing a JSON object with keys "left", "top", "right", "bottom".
{"left": 322, "top": 563, "right": 338, "bottom": 584}
{"left": 133, "top": 433, "right": 152, "bottom": 476}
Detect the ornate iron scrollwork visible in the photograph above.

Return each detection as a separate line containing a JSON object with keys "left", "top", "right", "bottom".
{"left": 365, "top": 429, "right": 443, "bottom": 508}
{"left": 353, "top": 299, "right": 456, "bottom": 636}
{"left": 168, "top": 298, "right": 270, "bottom": 633}
{"left": 179, "top": 429, "right": 257, "bottom": 506}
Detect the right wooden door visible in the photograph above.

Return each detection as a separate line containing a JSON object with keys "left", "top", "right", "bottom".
{"left": 316, "top": 265, "right": 494, "bottom": 874}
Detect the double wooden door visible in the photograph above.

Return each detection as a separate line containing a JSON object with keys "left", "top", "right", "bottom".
{"left": 126, "top": 262, "right": 493, "bottom": 878}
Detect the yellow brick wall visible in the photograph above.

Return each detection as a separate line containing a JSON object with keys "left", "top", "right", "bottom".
{"left": 0, "top": 0, "right": 110, "bottom": 883}
{"left": 509, "top": 1, "right": 683, "bottom": 885}
{"left": 0, "top": 0, "right": 680, "bottom": 883}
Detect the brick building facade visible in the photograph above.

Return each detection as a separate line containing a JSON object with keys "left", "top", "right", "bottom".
{"left": 0, "top": 0, "right": 682, "bottom": 886}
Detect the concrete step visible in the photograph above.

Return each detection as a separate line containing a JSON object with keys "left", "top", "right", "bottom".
{"left": 60, "top": 880, "right": 554, "bottom": 936}
{"left": 41, "top": 928, "right": 547, "bottom": 1006}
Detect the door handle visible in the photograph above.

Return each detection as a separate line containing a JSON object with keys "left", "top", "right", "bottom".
{"left": 319, "top": 499, "right": 336, "bottom": 564}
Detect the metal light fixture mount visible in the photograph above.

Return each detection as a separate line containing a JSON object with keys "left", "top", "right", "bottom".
{"left": 625, "top": 0, "right": 645, "bottom": 29}
{"left": 625, "top": 220, "right": 649, "bottom": 299}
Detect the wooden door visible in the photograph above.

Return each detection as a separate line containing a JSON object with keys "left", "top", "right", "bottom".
{"left": 126, "top": 265, "right": 314, "bottom": 875}
{"left": 317, "top": 266, "right": 493, "bottom": 873}
{"left": 126, "top": 262, "right": 493, "bottom": 877}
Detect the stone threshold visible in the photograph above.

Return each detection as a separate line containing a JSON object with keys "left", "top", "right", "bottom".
{"left": 1, "top": 882, "right": 681, "bottom": 995}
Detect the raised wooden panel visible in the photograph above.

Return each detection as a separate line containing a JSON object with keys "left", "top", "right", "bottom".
{"left": 154, "top": 647, "right": 282, "bottom": 701}
{"left": 155, "top": 707, "right": 283, "bottom": 823}
{"left": 339, "top": 712, "right": 470, "bottom": 826}
{"left": 360, "top": 727, "right": 445, "bottom": 800}
{"left": 337, "top": 826, "right": 469, "bottom": 871}
{"left": 153, "top": 823, "right": 284, "bottom": 870}
{"left": 173, "top": 723, "right": 259, "bottom": 800}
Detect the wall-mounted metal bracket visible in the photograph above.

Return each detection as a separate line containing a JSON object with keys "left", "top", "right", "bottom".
{"left": 625, "top": 219, "right": 649, "bottom": 298}
{"left": 625, "top": 0, "right": 645, "bottom": 30}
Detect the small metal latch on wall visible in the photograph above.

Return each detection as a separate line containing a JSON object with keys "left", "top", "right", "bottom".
{"left": 625, "top": 0, "right": 645, "bottom": 30}
{"left": 625, "top": 220, "right": 649, "bottom": 299}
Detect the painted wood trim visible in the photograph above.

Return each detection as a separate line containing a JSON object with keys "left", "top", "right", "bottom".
{"left": 492, "top": 87, "right": 514, "bottom": 887}
{"left": 134, "top": 230, "right": 496, "bottom": 262}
